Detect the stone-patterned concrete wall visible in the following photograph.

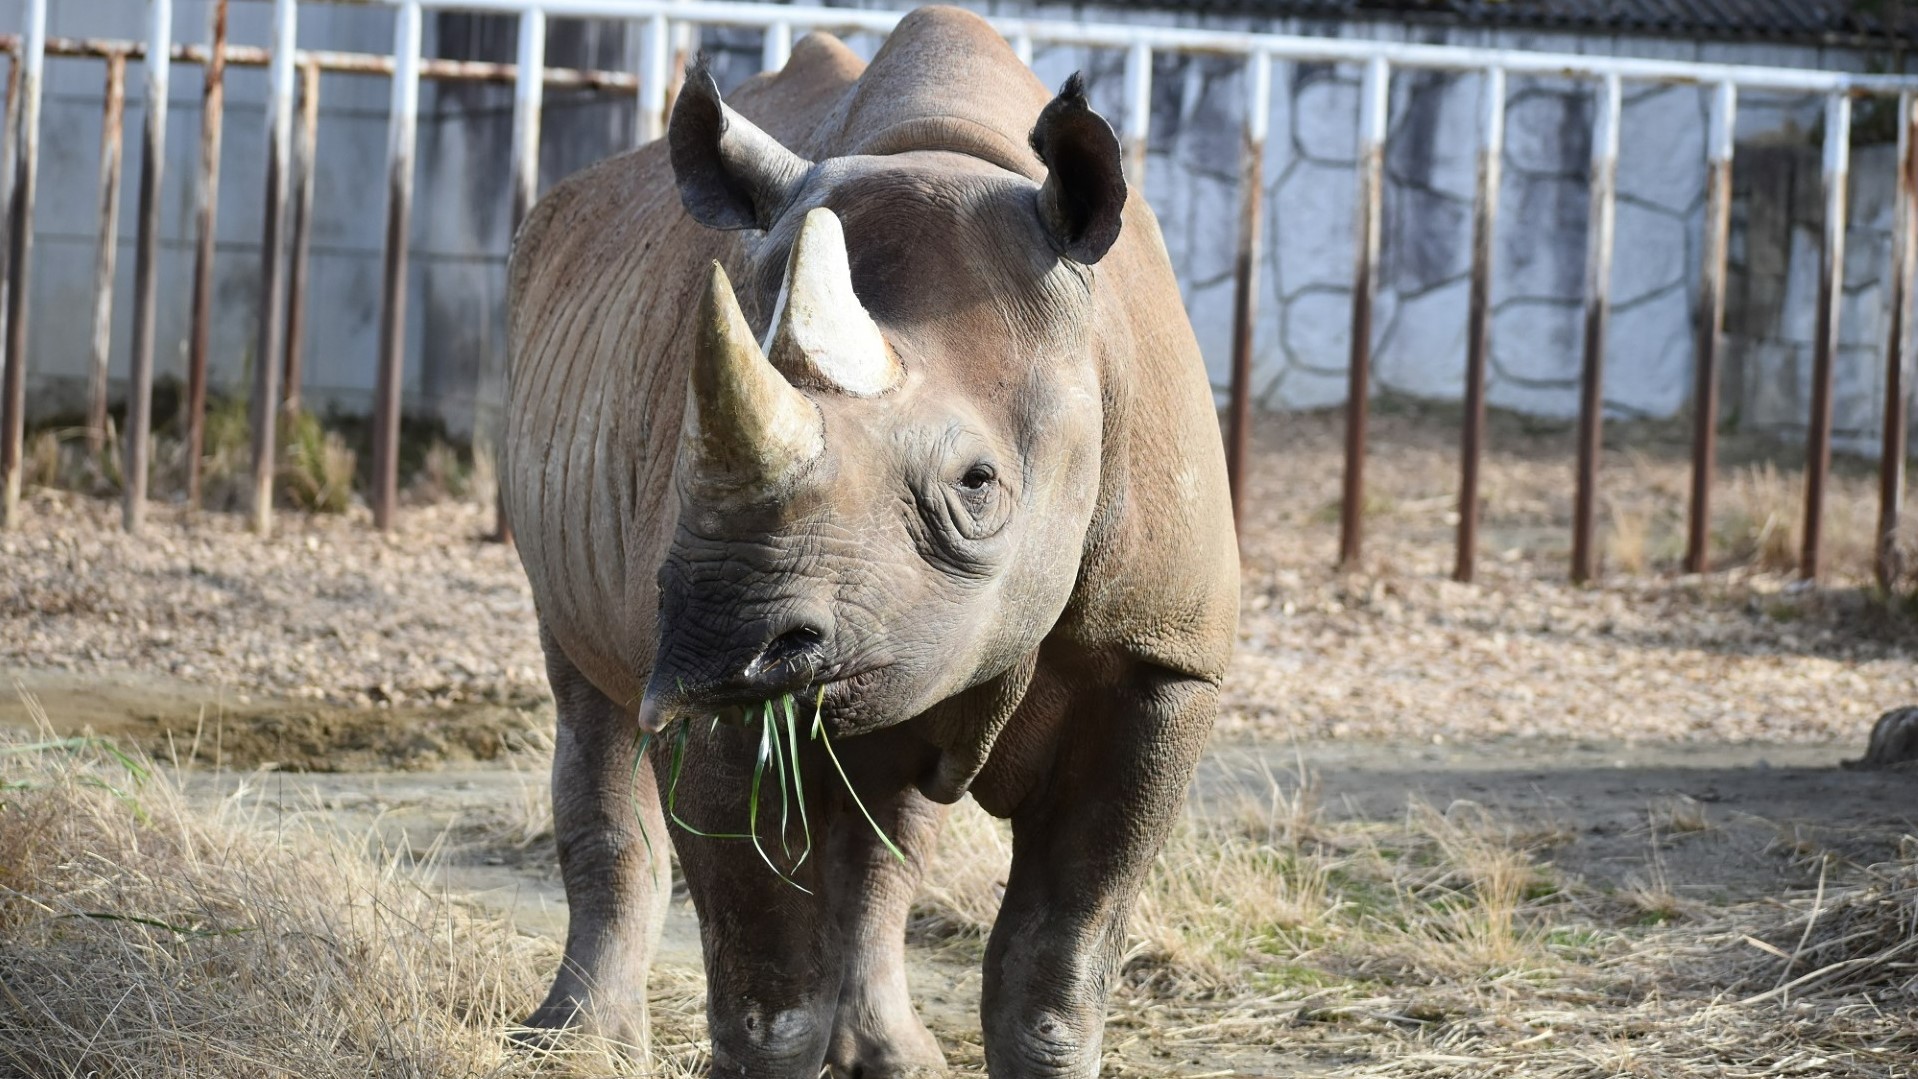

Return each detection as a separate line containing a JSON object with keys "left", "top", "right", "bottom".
{"left": 8, "top": 0, "right": 1909, "bottom": 457}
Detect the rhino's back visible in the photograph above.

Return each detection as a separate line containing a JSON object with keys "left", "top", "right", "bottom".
{"left": 504, "top": 33, "right": 866, "bottom": 701}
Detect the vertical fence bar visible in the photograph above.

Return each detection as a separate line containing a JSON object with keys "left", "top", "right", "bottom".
{"left": 0, "top": 0, "right": 43, "bottom": 529}
{"left": 1225, "top": 50, "right": 1270, "bottom": 538}
{"left": 1570, "top": 74, "right": 1622, "bottom": 584}
{"left": 248, "top": 0, "right": 296, "bottom": 535}
{"left": 637, "top": 13, "right": 667, "bottom": 145}
{"left": 282, "top": 57, "right": 318, "bottom": 414}
{"left": 87, "top": 53, "right": 126, "bottom": 455}
{"left": 125, "top": 0, "right": 171, "bottom": 533}
{"left": 1802, "top": 93, "right": 1851, "bottom": 582}
{"left": 373, "top": 0, "right": 421, "bottom": 531}
{"left": 511, "top": 9, "right": 545, "bottom": 233}
{"left": 1011, "top": 30, "right": 1033, "bottom": 68}
{"left": 1455, "top": 66, "right": 1505, "bottom": 583}
{"left": 761, "top": 19, "right": 790, "bottom": 72}
{"left": 500, "top": 6, "right": 545, "bottom": 545}
{"left": 0, "top": 59, "right": 18, "bottom": 468}
{"left": 1684, "top": 81, "right": 1738, "bottom": 575}
{"left": 1338, "top": 56, "right": 1388, "bottom": 568}
{"left": 1123, "top": 40, "right": 1150, "bottom": 189}
{"left": 1880, "top": 93, "right": 1918, "bottom": 590}
{"left": 183, "top": 0, "right": 227, "bottom": 508}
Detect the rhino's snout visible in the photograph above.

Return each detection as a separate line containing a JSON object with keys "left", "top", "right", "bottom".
{"left": 637, "top": 610, "right": 833, "bottom": 732}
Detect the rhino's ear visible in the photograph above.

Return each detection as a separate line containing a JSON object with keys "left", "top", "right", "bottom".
{"left": 669, "top": 59, "right": 812, "bottom": 231}
{"left": 1028, "top": 72, "right": 1126, "bottom": 265}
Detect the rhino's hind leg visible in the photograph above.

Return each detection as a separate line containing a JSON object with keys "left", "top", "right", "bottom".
{"left": 524, "top": 626, "right": 671, "bottom": 1049}
{"left": 823, "top": 781, "right": 949, "bottom": 1079}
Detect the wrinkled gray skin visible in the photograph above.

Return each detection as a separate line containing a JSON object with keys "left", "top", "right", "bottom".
{"left": 503, "top": 8, "right": 1237, "bottom": 1076}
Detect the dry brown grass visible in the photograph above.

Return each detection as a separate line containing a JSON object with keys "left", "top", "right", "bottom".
{"left": 4, "top": 706, "right": 1915, "bottom": 1077}
{"left": 908, "top": 762, "right": 1918, "bottom": 1077}
{"left": 0, "top": 711, "right": 706, "bottom": 1078}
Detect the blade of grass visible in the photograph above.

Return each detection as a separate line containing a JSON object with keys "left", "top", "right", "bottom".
{"left": 810, "top": 687, "right": 905, "bottom": 864}
{"left": 666, "top": 721, "right": 752, "bottom": 841}
{"left": 784, "top": 694, "right": 812, "bottom": 870}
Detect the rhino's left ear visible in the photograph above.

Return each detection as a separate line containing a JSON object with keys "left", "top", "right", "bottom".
{"left": 1029, "top": 72, "right": 1126, "bottom": 264}
{"left": 669, "top": 58, "right": 813, "bottom": 231}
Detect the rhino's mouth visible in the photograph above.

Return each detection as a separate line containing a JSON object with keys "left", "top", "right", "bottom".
{"left": 694, "top": 664, "right": 885, "bottom": 730}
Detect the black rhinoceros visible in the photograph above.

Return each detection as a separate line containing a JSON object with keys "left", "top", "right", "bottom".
{"left": 503, "top": 8, "right": 1238, "bottom": 1076}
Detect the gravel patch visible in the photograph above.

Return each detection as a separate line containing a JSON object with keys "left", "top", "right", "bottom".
{"left": 3, "top": 410, "right": 1913, "bottom": 742}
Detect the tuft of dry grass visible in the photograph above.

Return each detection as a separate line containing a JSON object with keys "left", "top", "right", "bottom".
{"left": 278, "top": 409, "right": 358, "bottom": 515}
{"left": 0, "top": 712, "right": 703, "bottom": 1078}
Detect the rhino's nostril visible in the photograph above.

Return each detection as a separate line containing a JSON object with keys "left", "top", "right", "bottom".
{"left": 757, "top": 623, "right": 826, "bottom": 673}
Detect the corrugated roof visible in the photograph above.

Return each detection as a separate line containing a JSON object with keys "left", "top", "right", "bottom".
{"left": 1098, "top": 0, "right": 1918, "bottom": 46}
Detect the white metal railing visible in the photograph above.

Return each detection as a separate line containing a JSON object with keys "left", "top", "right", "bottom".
{"left": 0, "top": 0, "right": 1913, "bottom": 588}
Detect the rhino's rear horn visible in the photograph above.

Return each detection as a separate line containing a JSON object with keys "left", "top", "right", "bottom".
{"left": 684, "top": 261, "right": 824, "bottom": 498}
{"left": 670, "top": 59, "right": 812, "bottom": 231}
{"left": 765, "top": 208, "right": 903, "bottom": 397}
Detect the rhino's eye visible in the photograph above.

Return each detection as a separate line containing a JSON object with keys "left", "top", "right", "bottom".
{"left": 958, "top": 464, "right": 996, "bottom": 491}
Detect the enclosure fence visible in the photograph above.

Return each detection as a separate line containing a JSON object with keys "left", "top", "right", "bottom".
{"left": 0, "top": 0, "right": 1915, "bottom": 586}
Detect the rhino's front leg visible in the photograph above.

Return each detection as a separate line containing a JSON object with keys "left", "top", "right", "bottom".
{"left": 981, "top": 668, "right": 1216, "bottom": 1078}
{"left": 823, "top": 739, "right": 949, "bottom": 1079}
{"left": 669, "top": 724, "right": 844, "bottom": 1079}
{"left": 526, "top": 626, "right": 672, "bottom": 1049}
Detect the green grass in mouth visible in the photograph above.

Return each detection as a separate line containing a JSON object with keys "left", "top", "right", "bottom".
{"left": 633, "top": 687, "right": 905, "bottom": 893}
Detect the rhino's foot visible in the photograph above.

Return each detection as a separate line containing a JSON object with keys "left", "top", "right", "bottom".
{"left": 514, "top": 993, "right": 650, "bottom": 1053}
{"left": 825, "top": 993, "right": 947, "bottom": 1079}
{"left": 1845, "top": 706, "right": 1918, "bottom": 771}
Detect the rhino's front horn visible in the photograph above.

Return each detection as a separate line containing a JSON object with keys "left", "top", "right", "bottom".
{"left": 766, "top": 208, "right": 903, "bottom": 397}
{"left": 685, "top": 261, "right": 824, "bottom": 497}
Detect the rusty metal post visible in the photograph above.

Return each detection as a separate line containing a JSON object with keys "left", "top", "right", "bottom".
{"left": 761, "top": 19, "right": 790, "bottom": 72}
{"left": 1339, "top": 56, "right": 1388, "bottom": 568}
{"left": 637, "top": 12, "right": 668, "bottom": 145}
{"left": 1123, "top": 40, "right": 1150, "bottom": 189}
{"left": 281, "top": 57, "right": 318, "bottom": 414}
{"left": 0, "top": 0, "right": 43, "bottom": 529}
{"left": 372, "top": 0, "right": 421, "bottom": 531}
{"left": 1011, "top": 30, "right": 1033, "bottom": 68}
{"left": 1684, "top": 81, "right": 1738, "bottom": 575}
{"left": 183, "top": 0, "right": 226, "bottom": 508}
{"left": 498, "top": 6, "right": 545, "bottom": 545}
{"left": 1802, "top": 92, "right": 1852, "bottom": 582}
{"left": 1570, "top": 74, "right": 1622, "bottom": 584}
{"left": 1879, "top": 92, "right": 1918, "bottom": 590}
{"left": 85, "top": 53, "right": 126, "bottom": 456}
{"left": 1225, "top": 50, "right": 1270, "bottom": 537}
{"left": 125, "top": 0, "right": 171, "bottom": 533}
{"left": 1455, "top": 66, "right": 1504, "bottom": 583}
{"left": 247, "top": 0, "right": 296, "bottom": 535}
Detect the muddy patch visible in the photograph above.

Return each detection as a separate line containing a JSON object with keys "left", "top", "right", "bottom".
{"left": 2, "top": 667, "right": 550, "bottom": 771}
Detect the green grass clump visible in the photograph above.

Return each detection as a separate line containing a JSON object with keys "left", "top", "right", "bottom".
{"left": 637, "top": 688, "right": 903, "bottom": 892}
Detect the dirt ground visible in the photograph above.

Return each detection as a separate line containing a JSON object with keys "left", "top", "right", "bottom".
{"left": 4, "top": 407, "right": 1918, "bottom": 1076}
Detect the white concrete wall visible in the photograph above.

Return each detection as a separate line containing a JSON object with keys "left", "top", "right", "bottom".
{"left": 5, "top": 0, "right": 1910, "bottom": 457}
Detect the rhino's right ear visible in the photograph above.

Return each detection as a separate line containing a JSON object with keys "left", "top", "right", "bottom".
{"left": 1029, "top": 72, "right": 1126, "bottom": 265}
{"left": 669, "top": 60, "right": 812, "bottom": 231}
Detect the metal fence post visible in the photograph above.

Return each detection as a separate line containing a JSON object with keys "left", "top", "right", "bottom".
{"left": 282, "top": 56, "right": 319, "bottom": 415}
{"left": 1802, "top": 92, "right": 1851, "bottom": 582}
{"left": 373, "top": 0, "right": 420, "bottom": 531}
{"left": 0, "top": 0, "right": 43, "bottom": 529}
{"left": 1011, "top": 30, "right": 1033, "bottom": 68}
{"left": 1455, "top": 66, "right": 1504, "bottom": 583}
{"left": 248, "top": 0, "right": 297, "bottom": 535}
{"left": 1225, "top": 49, "right": 1270, "bottom": 538}
{"left": 1880, "top": 92, "right": 1918, "bottom": 590}
{"left": 184, "top": 0, "right": 227, "bottom": 509}
{"left": 1570, "top": 73, "right": 1621, "bottom": 584}
{"left": 762, "top": 19, "right": 790, "bottom": 72}
{"left": 1123, "top": 40, "right": 1150, "bottom": 189}
{"left": 1339, "top": 56, "right": 1388, "bottom": 568}
{"left": 124, "top": 0, "right": 170, "bottom": 534}
{"left": 500, "top": 6, "right": 545, "bottom": 545}
{"left": 637, "top": 13, "right": 667, "bottom": 145}
{"left": 1684, "top": 81, "right": 1737, "bottom": 575}
{"left": 86, "top": 53, "right": 126, "bottom": 457}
